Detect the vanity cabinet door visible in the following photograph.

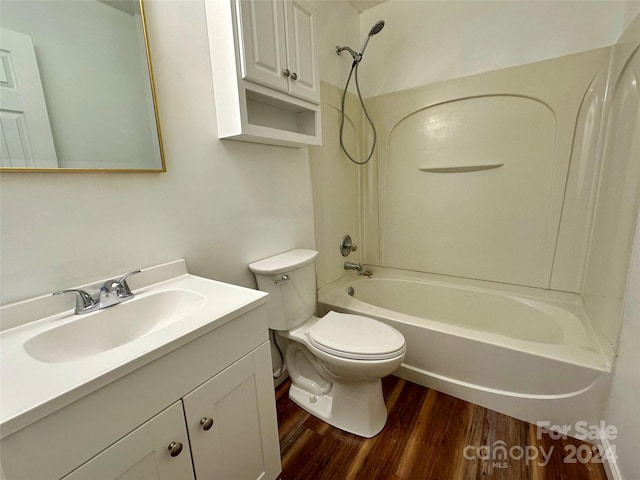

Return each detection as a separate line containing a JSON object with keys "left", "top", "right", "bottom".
{"left": 62, "top": 402, "right": 194, "bottom": 480}
{"left": 183, "top": 342, "right": 281, "bottom": 480}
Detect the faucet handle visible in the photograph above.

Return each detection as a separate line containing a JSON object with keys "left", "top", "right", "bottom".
{"left": 340, "top": 235, "right": 358, "bottom": 257}
{"left": 117, "top": 270, "right": 141, "bottom": 297}
{"left": 53, "top": 289, "right": 97, "bottom": 314}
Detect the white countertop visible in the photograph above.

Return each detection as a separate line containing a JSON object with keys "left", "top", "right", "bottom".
{"left": 0, "top": 262, "right": 267, "bottom": 438}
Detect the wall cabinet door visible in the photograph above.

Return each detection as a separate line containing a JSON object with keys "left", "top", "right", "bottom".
{"left": 62, "top": 402, "right": 194, "bottom": 480}
{"left": 238, "top": 0, "right": 319, "bottom": 104}
{"left": 238, "top": 0, "right": 289, "bottom": 94}
{"left": 284, "top": 0, "right": 319, "bottom": 103}
{"left": 183, "top": 342, "right": 281, "bottom": 480}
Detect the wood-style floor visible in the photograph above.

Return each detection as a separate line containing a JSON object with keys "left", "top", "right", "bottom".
{"left": 276, "top": 376, "right": 607, "bottom": 480}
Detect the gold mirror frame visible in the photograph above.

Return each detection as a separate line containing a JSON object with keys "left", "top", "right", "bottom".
{"left": 0, "top": 0, "right": 165, "bottom": 173}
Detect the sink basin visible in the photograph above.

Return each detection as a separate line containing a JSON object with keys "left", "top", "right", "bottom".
{"left": 24, "top": 289, "right": 206, "bottom": 363}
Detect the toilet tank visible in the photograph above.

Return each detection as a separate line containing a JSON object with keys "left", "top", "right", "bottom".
{"left": 249, "top": 249, "right": 319, "bottom": 330}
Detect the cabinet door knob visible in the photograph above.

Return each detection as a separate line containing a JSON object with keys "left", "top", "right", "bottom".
{"left": 290, "top": 72, "right": 298, "bottom": 80}
{"left": 200, "top": 417, "right": 214, "bottom": 431}
{"left": 168, "top": 441, "right": 183, "bottom": 457}
{"left": 283, "top": 68, "right": 290, "bottom": 77}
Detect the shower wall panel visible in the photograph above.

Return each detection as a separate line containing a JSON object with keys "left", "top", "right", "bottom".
{"left": 310, "top": 82, "right": 363, "bottom": 288}
{"left": 583, "top": 22, "right": 640, "bottom": 347}
{"left": 363, "top": 48, "right": 610, "bottom": 290}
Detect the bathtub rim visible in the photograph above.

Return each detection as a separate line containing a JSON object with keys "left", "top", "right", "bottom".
{"left": 318, "top": 267, "right": 612, "bottom": 373}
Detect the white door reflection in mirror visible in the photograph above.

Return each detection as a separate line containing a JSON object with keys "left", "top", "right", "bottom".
{"left": 0, "top": 27, "right": 58, "bottom": 168}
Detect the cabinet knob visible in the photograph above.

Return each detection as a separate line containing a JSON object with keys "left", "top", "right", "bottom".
{"left": 200, "top": 417, "right": 214, "bottom": 431}
{"left": 290, "top": 72, "right": 298, "bottom": 81}
{"left": 168, "top": 441, "right": 183, "bottom": 457}
{"left": 283, "top": 68, "right": 290, "bottom": 77}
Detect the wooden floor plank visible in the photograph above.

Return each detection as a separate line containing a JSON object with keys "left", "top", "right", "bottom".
{"left": 412, "top": 391, "right": 482, "bottom": 480}
{"left": 276, "top": 376, "right": 608, "bottom": 480}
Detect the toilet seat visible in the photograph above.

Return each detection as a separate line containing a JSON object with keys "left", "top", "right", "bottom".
{"left": 308, "top": 312, "right": 406, "bottom": 360}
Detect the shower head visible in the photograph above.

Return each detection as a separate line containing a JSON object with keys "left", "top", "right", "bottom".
{"left": 359, "top": 20, "right": 385, "bottom": 58}
{"left": 368, "top": 20, "right": 385, "bottom": 36}
{"left": 336, "top": 20, "right": 385, "bottom": 65}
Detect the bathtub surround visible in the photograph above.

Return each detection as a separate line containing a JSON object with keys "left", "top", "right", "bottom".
{"left": 308, "top": 2, "right": 640, "bottom": 473}
{"left": 310, "top": 83, "right": 363, "bottom": 288}
{"left": 582, "top": 15, "right": 640, "bottom": 350}
{"left": 362, "top": 48, "right": 610, "bottom": 292}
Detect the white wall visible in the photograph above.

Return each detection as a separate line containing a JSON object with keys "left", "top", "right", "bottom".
{"left": 601, "top": 15, "right": 640, "bottom": 479}
{"left": 624, "top": 1, "right": 640, "bottom": 29}
{"left": 0, "top": 0, "right": 316, "bottom": 304}
{"left": 314, "top": 0, "right": 360, "bottom": 89}
{"left": 604, "top": 209, "right": 640, "bottom": 480}
{"left": 359, "top": 0, "right": 627, "bottom": 96}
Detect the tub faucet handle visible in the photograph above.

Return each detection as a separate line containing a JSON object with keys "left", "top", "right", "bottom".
{"left": 340, "top": 235, "right": 358, "bottom": 257}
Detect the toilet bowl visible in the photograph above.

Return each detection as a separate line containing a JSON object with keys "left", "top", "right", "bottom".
{"left": 249, "top": 249, "right": 406, "bottom": 438}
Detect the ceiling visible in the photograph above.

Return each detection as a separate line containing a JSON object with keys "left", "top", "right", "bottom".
{"left": 349, "top": 0, "right": 388, "bottom": 13}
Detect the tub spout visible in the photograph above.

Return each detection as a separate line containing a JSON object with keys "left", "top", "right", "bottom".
{"left": 344, "top": 261, "right": 362, "bottom": 272}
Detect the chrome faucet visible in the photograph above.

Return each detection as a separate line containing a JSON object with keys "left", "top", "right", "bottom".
{"left": 344, "top": 261, "right": 363, "bottom": 272}
{"left": 54, "top": 270, "right": 141, "bottom": 314}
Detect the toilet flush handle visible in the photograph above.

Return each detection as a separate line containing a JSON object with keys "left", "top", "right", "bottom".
{"left": 275, "top": 274, "right": 290, "bottom": 285}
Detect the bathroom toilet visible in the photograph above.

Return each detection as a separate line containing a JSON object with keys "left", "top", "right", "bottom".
{"left": 249, "top": 249, "right": 406, "bottom": 438}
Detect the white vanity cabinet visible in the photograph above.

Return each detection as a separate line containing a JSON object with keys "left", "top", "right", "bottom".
{"left": 62, "top": 402, "right": 194, "bottom": 480}
{"left": 239, "top": 0, "right": 320, "bottom": 104}
{"left": 183, "top": 342, "right": 280, "bottom": 480}
{"left": 0, "top": 304, "right": 282, "bottom": 480}
{"left": 205, "top": 0, "right": 322, "bottom": 147}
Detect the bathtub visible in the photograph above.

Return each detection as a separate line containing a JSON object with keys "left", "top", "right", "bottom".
{"left": 318, "top": 267, "right": 612, "bottom": 432}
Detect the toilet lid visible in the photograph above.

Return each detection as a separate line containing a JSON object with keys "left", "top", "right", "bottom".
{"left": 308, "top": 312, "right": 406, "bottom": 360}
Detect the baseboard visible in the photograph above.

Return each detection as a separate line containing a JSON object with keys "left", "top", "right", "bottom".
{"left": 601, "top": 429, "right": 622, "bottom": 480}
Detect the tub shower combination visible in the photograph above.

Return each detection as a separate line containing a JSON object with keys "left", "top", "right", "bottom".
{"left": 318, "top": 268, "right": 611, "bottom": 430}
{"left": 319, "top": 17, "right": 623, "bottom": 436}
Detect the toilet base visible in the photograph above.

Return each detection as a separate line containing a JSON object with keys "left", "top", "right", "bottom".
{"left": 288, "top": 378, "right": 388, "bottom": 438}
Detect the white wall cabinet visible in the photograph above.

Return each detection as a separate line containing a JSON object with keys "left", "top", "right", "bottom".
{"left": 0, "top": 306, "right": 281, "bottom": 480}
{"left": 239, "top": 0, "right": 319, "bottom": 104}
{"left": 206, "top": 0, "right": 322, "bottom": 147}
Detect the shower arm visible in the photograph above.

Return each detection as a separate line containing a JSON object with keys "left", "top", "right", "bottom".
{"left": 336, "top": 45, "right": 360, "bottom": 63}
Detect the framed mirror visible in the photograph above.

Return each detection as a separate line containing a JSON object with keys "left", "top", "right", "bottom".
{"left": 0, "top": 0, "right": 165, "bottom": 172}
